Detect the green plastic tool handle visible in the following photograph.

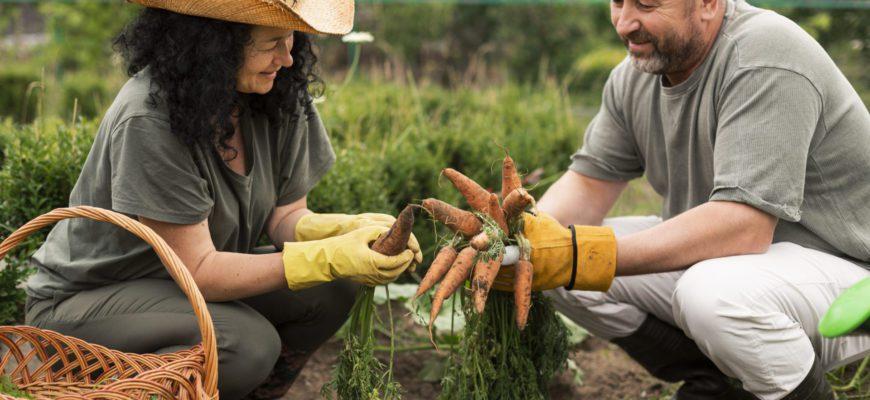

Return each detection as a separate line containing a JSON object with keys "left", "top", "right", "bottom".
{"left": 819, "top": 277, "right": 870, "bottom": 338}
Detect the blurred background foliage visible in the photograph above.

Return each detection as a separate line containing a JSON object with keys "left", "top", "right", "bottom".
{"left": 0, "top": 1, "right": 867, "bottom": 123}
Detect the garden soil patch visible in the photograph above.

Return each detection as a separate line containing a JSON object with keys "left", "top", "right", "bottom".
{"left": 283, "top": 302, "right": 674, "bottom": 400}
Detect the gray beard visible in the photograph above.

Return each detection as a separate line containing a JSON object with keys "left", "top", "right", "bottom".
{"left": 627, "top": 25, "right": 704, "bottom": 76}
{"left": 629, "top": 52, "right": 670, "bottom": 74}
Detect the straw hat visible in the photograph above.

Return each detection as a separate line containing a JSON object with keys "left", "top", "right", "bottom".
{"left": 127, "top": 0, "right": 354, "bottom": 35}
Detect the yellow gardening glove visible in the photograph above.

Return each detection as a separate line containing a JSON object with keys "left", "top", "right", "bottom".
{"left": 295, "top": 213, "right": 422, "bottom": 263}
{"left": 493, "top": 212, "right": 616, "bottom": 292}
{"left": 283, "top": 225, "right": 416, "bottom": 290}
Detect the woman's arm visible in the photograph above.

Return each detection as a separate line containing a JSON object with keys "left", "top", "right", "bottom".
{"left": 137, "top": 196, "right": 307, "bottom": 302}
{"left": 139, "top": 215, "right": 286, "bottom": 301}
{"left": 266, "top": 196, "right": 313, "bottom": 247}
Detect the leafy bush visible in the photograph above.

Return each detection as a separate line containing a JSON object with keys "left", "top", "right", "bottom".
{"left": 0, "top": 118, "right": 96, "bottom": 324}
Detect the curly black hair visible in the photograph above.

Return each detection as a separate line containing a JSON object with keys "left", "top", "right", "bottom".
{"left": 113, "top": 7, "right": 323, "bottom": 157}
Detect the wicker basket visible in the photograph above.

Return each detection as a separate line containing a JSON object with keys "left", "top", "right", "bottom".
{"left": 0, "top": 206, "right": 218, "bottom": 399}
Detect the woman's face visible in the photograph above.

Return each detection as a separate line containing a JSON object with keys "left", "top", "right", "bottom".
{"left": 237, "top": 26, "right": 295, "bottom": 94}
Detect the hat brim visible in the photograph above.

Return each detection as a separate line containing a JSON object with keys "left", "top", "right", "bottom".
{"left": 128, "top": 0, "right": 353, "bottom": 35}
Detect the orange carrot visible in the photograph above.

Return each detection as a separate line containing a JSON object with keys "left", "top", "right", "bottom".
{"left": 514, "top": 260, "right": 533, "bottom": 330}
{"left": 472, "top": 254, "right": 504, "bottom": 314}
{"left": 487, "top": 193, "right": 509, "bottom": 233}
{"left": 502, "top": 188, "right": 534, "bottom": 221}
{"left": 429, "top": 247, "right": 477, "bottom": 342}
{"left": 414, "top": 246, "right": 458, "bottom": 299}
{"left": 442, "top": 168, "right": 491, "bottom": 214}
{"left": 421, "top": 198, "right": 482, "bottom": 237}
{"left": 371, "top": 205, "right": 415, "bottom": 256}
{"left": 501, "top": 153, "right": 522, "bottom": 200}
{"left": 470, "top": 231, "right": 491, "bottom": 251}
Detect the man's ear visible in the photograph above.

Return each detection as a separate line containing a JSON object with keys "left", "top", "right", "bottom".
{"left": 698, "top": 0, "right": 721, "bottom": 21}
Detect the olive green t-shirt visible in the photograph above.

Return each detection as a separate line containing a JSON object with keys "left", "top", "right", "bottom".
{"left": 570, "top": 0, "right": 870, "bottom": 266}
{"left": 25, "top": 69, "right": 336, "bottom": 301}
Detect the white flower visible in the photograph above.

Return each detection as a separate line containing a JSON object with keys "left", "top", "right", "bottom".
{"left": 341, "top": 31, "right": 374, "bottom": 44}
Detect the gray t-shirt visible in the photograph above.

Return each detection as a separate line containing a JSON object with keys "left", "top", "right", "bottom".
{"left": 570, "top": 0, "right": 870, "bottom": 267}
{"left": 26, "top": 70, "right": 336, "bottom": 301}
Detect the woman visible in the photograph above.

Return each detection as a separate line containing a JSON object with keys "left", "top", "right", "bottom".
{"left": 23, "top": 1, "right": 421, "bottom": 399}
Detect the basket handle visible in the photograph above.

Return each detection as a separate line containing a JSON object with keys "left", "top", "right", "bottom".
{"left": 0, "top": 206, "right": 218, "bottom": 397}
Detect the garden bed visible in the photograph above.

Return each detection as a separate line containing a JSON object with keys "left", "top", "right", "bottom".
{"left": 286, "top": 299, "right": 674, "bottom": 400}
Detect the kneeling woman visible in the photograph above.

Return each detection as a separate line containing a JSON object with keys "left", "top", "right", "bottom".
{"left": 23, "top": 1, "right": 421, "bottom": 399}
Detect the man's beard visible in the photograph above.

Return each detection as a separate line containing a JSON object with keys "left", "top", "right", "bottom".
{"left": 622, "top": 25, "right": 704, "bottom": 76}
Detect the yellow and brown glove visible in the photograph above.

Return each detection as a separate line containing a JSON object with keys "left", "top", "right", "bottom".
{"left": 283, "top": 225, "right": 416, "bottom": 290}
{"left": 494, "top": 212, "right": 617, "bottom": 292}
{"left": 295, "top": 212, "right": 422, "bottom": 263}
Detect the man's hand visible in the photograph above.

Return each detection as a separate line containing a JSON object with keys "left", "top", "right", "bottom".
{"left": 493, "top": 212, "right": 617, "bottom": 292}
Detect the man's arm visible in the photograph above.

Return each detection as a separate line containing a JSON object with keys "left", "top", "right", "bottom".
{"left": 138, "top": 197, "right": 310, "bottom": 302}
{"left": 537, "top": 170, "right": 627, "bottom": 226}
{"left": 537, "top": 170, "right": 777, "bottom": 276}
{"left": 616, "top": 201, "right": 777, "bottom": 275}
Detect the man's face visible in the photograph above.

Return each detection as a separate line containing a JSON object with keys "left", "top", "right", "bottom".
{"left": 611, "top": 0, "right": 705, "bottom": 75}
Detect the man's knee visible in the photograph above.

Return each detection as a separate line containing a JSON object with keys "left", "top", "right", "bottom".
{"left": 215, "top": 304, "right": 281, "bottom": 399}
{"left": 672, "top": 258, "right": 776, "bottom": 344}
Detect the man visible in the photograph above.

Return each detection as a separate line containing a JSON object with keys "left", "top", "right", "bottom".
{"left": 495, "top": 0, "right": 869, "bottom": 399}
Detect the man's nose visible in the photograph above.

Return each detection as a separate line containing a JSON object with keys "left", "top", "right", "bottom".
{"left": 614, "top": 5, "right": 641, "bottom": 39}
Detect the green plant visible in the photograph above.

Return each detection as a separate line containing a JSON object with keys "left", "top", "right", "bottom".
{"left": 0, "top": 376, "right": 31, "bottom": 399}
{"left": 828, "top": 356, "right": 870, "bottom": 399}
{"left": 440, "top": 292, "right": 569, "bottom": 400}
{"left": 0, "top": 117, "right": 96, "bottom": 324}
{"left": 322, "top": 287, "right": 402, "bottom": 400}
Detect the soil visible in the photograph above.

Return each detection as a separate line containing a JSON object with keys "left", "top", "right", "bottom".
{"left": 283, "top": 301, "right": 674, "bottom": 400}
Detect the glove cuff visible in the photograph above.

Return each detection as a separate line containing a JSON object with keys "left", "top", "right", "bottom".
{"left": 293, "top": 213, "right": 317, "bottom": 242}
{"left": 566, "top": 225, "right": 578, "bottom": 290}
{"left": 281, "top": 241, "right": 333, "bottom": 290}
{"left": 566, "top": 225, "right": 617, "bottom": 292}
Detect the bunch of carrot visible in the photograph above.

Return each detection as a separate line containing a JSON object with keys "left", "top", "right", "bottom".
{"left": 324, "top": 206, "right": 416, "bottom": 400}
{"left": 416, "top": 154, "right": 570, "bottom": 400}
{"left": 416, "top": 153, "right": 537, "bottom": 337}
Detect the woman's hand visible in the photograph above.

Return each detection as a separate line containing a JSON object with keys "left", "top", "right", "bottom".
{"left": 294, "top": 212, "right": 395, "bottom": 240}
{"left": 282, "top": 225, "right": 416, "bottom": 289}
{"left": 294, "top": 212, "right": 422, "bottom": 263}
